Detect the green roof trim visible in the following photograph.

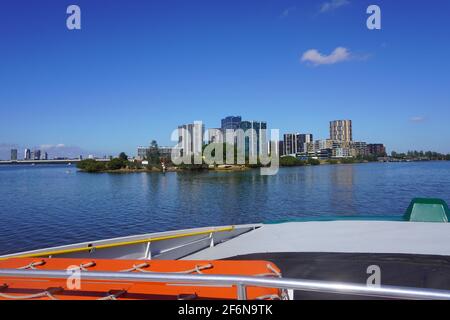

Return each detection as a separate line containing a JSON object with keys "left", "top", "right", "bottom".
{"left": 404, "top": 198, "right": 450, "bottom": 223}
{"left": 265, "top": 215, "right": 404, "bottom": 224}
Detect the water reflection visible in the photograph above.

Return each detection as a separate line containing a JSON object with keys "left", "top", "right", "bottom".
{"left": 174, "top": 171, "right": 270, "bottom": 225}
{"left": 0, "top": 162, "right": 450, "bottom": 254}
{"left": 329, "top": 164, "right": 356, "bottom": 215}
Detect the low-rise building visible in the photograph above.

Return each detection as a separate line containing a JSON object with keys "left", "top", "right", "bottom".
{"left": 333, "top": 147, "right": 352, "bottom": 158}
{"left": 367, "top": 144, "right": 386, "bottom": 156}
{"left": 316, "top": 149, "right": 332, "bottom": 160}
{"left": 137, "top": 146, "right": 149, "bottom": 160}
{"left": 313, "top": 139, "right": 342, "bottom": 152}
{"left": 137, "top": 146, "right": 178, "bottom": 161}
{"left": 159, "top": 146, "right": 175, "bottom": 159}
{"left": 350, "top": 141, "right": 368, "bottom": 157}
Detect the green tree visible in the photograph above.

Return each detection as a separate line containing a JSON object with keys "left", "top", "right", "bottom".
{"left": 77, "top": 159, "right": 107, "bottom": 172}
{"left": 118, "top": 152, "right": 128, "bottom": 161}
{"left": 108, "top": 158, "right": 126, "bottom": 170}
{"left": 280, "top": 156, "right": 305, "bottom": 167}
{"left": 340, "top": 158, "right": 356, "bottom": 164}
{"left": 307, "top": 158, "right": 320, "bottom": 166}
{"left": 327, "top": 159, "right": 338, "bottom": 165}
{"left": 147, "top": 140, "right": 161, "bottom": 165}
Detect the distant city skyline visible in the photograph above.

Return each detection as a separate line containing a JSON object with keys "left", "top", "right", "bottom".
{"left": 1, "top": 1, "right": 450, "bottom": 157}
{"left": 0, "top": 113, "right": 442, "bottom": 160}
{"left": 0, "top": 143, "right": 100, "bottom": 161}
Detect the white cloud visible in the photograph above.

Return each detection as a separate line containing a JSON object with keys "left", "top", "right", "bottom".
{"left": 410, "top": 116, "right": 425, "bottom": 123}
{"left": 40, "top": 144, "right": 66, "bottom": 150}
{"left": 301, "top": 47, "right": 351, "bottom": 66}
{"left": 280, "top": 6, "right": 296, "bottom": 18}
{"left": 320, "top": 0, "right": 350, "bottom": 13}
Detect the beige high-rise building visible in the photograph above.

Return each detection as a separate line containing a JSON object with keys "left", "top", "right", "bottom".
{"left": 330, "top": 120, "right": 352, "bottom": 142}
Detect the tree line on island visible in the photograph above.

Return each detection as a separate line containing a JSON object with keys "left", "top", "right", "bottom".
{"left": 76, "top": 152, "right": 132, "bottom": 172}
{"left": 391, "top": 150, "right": 450, "bottom": 161}
{"left": 280, "top": 150, "right": 450, "bottom": 167}
{"left": 77, "top": 141, "right": 450, "bottom": 173}
{"left": 77, "top": 140, "right": 186, "bottom": 173}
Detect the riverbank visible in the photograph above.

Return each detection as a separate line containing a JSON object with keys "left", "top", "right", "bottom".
{"left": 214, "top": 165, "right": 250, "bottom": 171}
{"left": 77, "top": 157, "right": 450, "bottom": 173}
{"left": 94, "top": 167, "right": 179, "bottom": 173}
{"left": 79, "top": 165, "right": 251, "bottom": 173}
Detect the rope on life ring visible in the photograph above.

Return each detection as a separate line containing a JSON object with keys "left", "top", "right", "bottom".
{"left": 17, "top": 260, "right": 46, "bottom": 270}
{"left": 0, "top": 286, "right": 63, "bottom": 300}
{"left": 120, "top": 262, "right": 213, "bottom": 274}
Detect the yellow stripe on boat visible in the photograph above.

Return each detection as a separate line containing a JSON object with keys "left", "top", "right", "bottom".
{"left": 1, "top": 226, "right": 234, "bottom": 260}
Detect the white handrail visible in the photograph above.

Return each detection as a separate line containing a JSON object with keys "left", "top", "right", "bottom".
{"left": 1, "top": 268, "right": 450, "bottom": 300}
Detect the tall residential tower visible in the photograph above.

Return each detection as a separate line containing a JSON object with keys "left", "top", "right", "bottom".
{"left": 178, "top": 121, "right": 205, "bottom": 156}
{"left": 283, "top": 133, "right": 313, "bottom": 155}
{"left": 24, "top": 149, "right": 31, "bottom": 160}
{"left": 11, "top": 149, "right": 18, "bottom": 161}
{"left": 330, "top": 120, "right": 352, "bottom": 142}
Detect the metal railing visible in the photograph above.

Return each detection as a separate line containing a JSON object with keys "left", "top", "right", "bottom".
{"left": 2, "top": 268, "right": 450, "bottom": 300}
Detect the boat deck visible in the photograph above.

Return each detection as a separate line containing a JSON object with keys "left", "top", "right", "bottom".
{"left": 184, "top": 221, "right": 450, "bottom": 298}
{"left": 185, "top": 221, "right": 450, "bottom": 260}
{"left": 3, "top": 220, "right": 450, "bottom": 299}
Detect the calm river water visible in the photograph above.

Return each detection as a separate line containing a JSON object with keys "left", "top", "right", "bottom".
{"left": 0, "top": 161, "right": 449, "bottom": 255}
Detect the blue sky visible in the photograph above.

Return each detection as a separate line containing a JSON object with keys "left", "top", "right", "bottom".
{"left": 0, "top": 0, "right": 449, "bottom": 158}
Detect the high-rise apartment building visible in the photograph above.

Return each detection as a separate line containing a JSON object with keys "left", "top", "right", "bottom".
{"left": 251, "top": 121, "right": 267, "bottom": 157}
{"left": 178, "top": 121, "right": 205, "bottom": 156}
{"left": 330, "top": 120, "right": 352, "bottom": 142}
{"left": 283, "top": 134, "right": 298, "bottom": 155}
{"left": 238, "top": 121, "right": 267, "bottom": 157}
{"left": 34, "top": 150, "right": 41, "bottom": 160}
{"left": 297, "top": 134, "right": 313, "bottom": 153}
{"left": 219, "top": 116, "right": 267, "bottom": 158}
{"left": 11, "top": 149, "right": 18, "bottom": 161}
{"left": 283, "top": 133, "right": 313, "bottom": 155}
{"left": 221, "top": 116, "right": 242, "bottom": 132}
{"left": 24, "top": 149, "right": 31, "bottom": 160}
{"left": 221, "top": 116, "right": 242, "bottom": 146}
{"left": 208, "top": 128, "right": 223, "bottom": 144}
{"left": 278, "top": 141, "right": 284, "bottom": 156}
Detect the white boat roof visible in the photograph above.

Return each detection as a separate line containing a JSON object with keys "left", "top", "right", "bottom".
{"left": 185, "top": 221, "right": 450, "bottom": 259}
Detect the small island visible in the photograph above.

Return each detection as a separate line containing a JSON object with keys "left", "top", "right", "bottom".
{"left": 77, "top": 144, "right": 450, "bottom": 174}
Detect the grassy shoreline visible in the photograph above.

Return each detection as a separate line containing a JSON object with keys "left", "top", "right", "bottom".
{"left": 77, "top": 156, "right": 449, "bottom": 174}
{"left": 78, "top": 164, "right": 251, "bottom": 173}
{"left": 76, "top": 159, "right": 364, "bottom": 174}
